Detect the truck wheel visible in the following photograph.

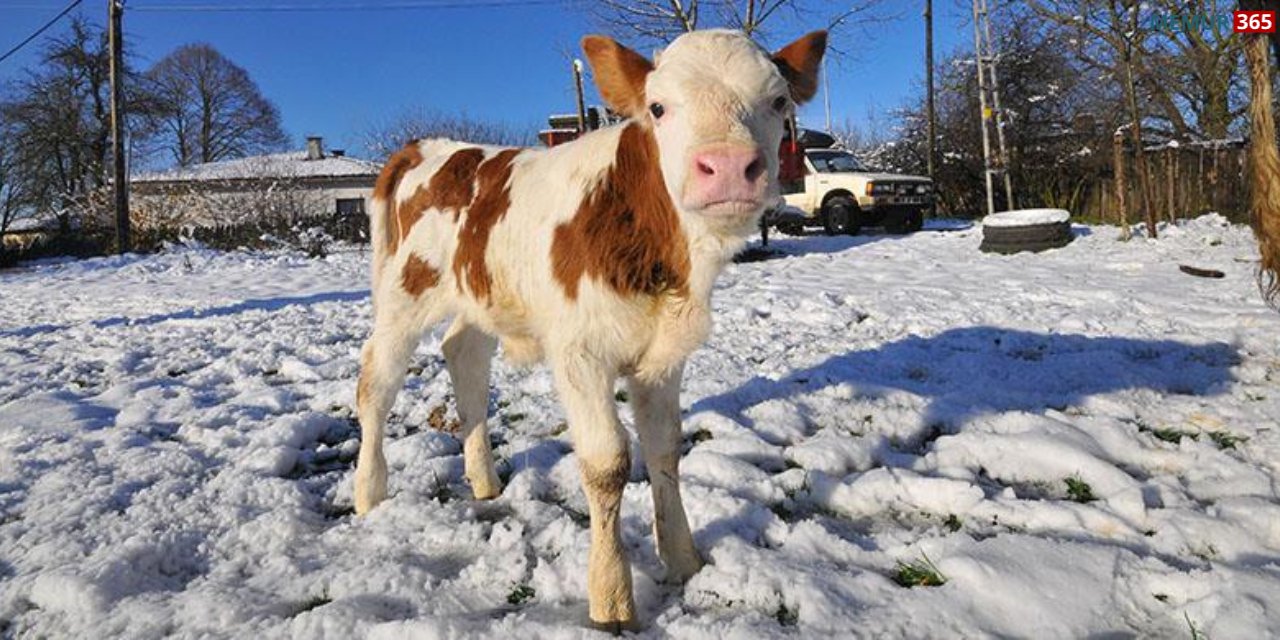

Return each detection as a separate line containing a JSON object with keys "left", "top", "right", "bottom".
{"left": 905, "top": 210, "right": 924, "bottom": 233}
{"left": 823, "top": 197, "right": 860, "bottom": 236}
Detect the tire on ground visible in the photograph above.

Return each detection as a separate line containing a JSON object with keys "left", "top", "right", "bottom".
{"left": 980, "top": 220, "right": 1073, "bottom": 254}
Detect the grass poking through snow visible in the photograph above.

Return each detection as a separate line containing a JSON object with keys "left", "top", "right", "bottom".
{"left": 507, "top": 585, "right": 535, "bottom": 606}
{"left": 944, "top": 514, "right": 963, "bottom": 533}
{"left": 1065, "top": 476, "right": 1096, "bottom": 503}
{"left": 1185, "top": 611, "right": 1205, "bottom": 640}
{"left": 895, "top": 553, "right": 947, "bottom": 588}
{"left": 774, "top": 601, "right": 798, "bottom": 626}
{"left": 1207, "top": 431, "right": 1246, "bottom": 450}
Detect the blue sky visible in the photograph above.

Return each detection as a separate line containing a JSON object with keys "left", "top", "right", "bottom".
{"left": 0, "top": 1, "right": 970, "bottom": 163}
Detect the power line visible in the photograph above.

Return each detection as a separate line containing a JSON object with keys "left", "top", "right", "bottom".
{"left": 130, "top": 0, "right": 565, "bottom": 12}
{"left": 0, "top": 0, "right": 83, "bottom": 65}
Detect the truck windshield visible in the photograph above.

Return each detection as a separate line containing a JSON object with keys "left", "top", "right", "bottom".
{"left": 807, "top": 150, "right": 865, "bottom": 173}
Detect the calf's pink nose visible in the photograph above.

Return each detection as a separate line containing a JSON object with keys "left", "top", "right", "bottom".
{"left": 689, "top": 147, "right": 766, "bottom": 205}
{"left": 693, "top": 148, "right": 765, "bottom": 184}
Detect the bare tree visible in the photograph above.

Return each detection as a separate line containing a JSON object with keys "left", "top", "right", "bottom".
{"left": 583, "top": 0, "right": 885, "bottom": 50}
{"left": 1143, "top": 0, "right": 1247, "bottom": 140}
{"left": 1025, "top": 0, "right": 1161, "bottom": 238}
{"left": 0, "top": 125, "right": 28, "bottom": 236}
{"left": 359, "top": 108, "right": 534, "bottom": 160}
{"left": 588, "top": 0, "right": 700, "bottom": 44}
{"left": 0, "top": 17, "right": 145, "bottom": 233}
{"left": 145, "top": 44, "right": 288, "bottom": 167}
{"left": 874, "top": 8, "right": 1126, "bottom": 218}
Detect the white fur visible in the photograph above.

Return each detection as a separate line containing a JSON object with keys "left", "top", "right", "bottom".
{"left": 354, "top": 29, "right": 814, "bottom": 628}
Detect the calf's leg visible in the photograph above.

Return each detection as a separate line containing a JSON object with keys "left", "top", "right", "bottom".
{"left": 442, "top": 319, "right": 502, "bottom": 499}
{"left": 628, "top": 368, "right": 703, "bottom": 583}
{"left": 553, "top": 352, "right": 635, "bottom": 627}
{"left": 354, "top": 285, "right": 439, "bottom": 515}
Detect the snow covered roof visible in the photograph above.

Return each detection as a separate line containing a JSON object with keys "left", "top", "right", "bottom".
{"left": 133, "top": 151, "right": 382, "bottom": 184}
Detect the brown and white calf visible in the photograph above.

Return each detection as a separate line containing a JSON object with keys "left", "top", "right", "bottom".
{"left": 353, "top": 29, "right": 826, "bottom": 627}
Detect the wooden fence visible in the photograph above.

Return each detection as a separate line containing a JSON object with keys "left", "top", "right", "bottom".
{"left": 1079, "top": 140, "right": 1249, "bottom": 225}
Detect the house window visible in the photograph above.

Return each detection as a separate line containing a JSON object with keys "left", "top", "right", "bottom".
{"left": 336, "top": 198, "right": 365, "bottom": 216}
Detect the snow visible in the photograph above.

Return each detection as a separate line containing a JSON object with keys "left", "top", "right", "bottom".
{"left": 2, "top": 213, "right": 1280, "bottom": 638}
{"left": 133, "top": 151, "right": 381, "bottom": 183}
{"left": 982, "top": 208, "right": 1071, "bottom": 227}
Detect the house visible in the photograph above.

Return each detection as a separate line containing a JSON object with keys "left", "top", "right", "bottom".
{"left": 131, "top": 137, "right": 381, "bottom": 228}
{"left": 537, "top": 106, "right": 621, "bottom": 147}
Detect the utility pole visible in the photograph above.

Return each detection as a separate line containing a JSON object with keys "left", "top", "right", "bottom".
{"left": 109, "top": 0, "right": 130, "bottom": 253}
{"left": 982, "top": 0, "right": 1014, "bottom": 210}
{"left": 925, "top": 0, "right": 937, "bottom": 216}
{"left": 822, "top": 56, "right": 831, "bottom": 133}
{"left": 972, "top": 0, "right": 1014, "bottom": 216}
{"left": 572, "top": 59, "right": 587, "bottom": 133}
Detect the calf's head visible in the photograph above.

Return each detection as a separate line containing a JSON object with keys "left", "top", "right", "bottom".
{"left": 582, "top": 29, "right": 826, "bottom": 230}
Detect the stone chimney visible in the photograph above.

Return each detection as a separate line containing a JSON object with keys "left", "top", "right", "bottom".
{"left": 306, "top": 136, "right": 324, "bottom": 160}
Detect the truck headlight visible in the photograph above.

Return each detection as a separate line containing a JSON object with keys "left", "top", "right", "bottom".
{"left": 866, "top": 182, "right": 894, "bottom": 196}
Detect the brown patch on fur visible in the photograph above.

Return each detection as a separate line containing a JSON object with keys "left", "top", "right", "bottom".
{"left": 453, "top": 148, "right": 522, "bottom": 300}
{"left": 582, "top": 35, "right": 653, "bottom": 117}
{"left": 1245, "top": 32, "right": 1280, "bottom": 306}
{"left": 400, "top": 252, "right": 442, "bottom": 297}
{"left": 581, "top": 453, "right": 631, "bottom": 503}
{"left": 374, "top": 143, "right": 425, "bottom": 257}
{"left": 551, "top": 123, "right": 690, "bottom": 301}
{"left": 397, "top": 147, "right": 486, "bottom": 244}
{"left": 772, "top": 31, "right": 827, "bottom": 104}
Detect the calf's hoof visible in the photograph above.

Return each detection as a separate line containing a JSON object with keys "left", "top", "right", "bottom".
{"left": 664, "top": 553, "right": 704, "bottom": 584}
{"left": 353, "top": 486, "right": 385, "bottom": 516}
{"left": 590, "top": 616, "right": 640, "bottom": 635}
{"left": 468, "top": 471, "right": 503, "bottom": 501}
{"left": 353, "top": 470, "right": 387, "bottom": 515}
{"left": 589, "top": 595, "right": 637, "bottom": 633}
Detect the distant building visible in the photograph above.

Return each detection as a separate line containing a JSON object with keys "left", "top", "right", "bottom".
{"left": 538, "top": 107, "right": 621, "bottom": 147}
{"left": 131, "top": 136, "right": 382, "bottom": 227}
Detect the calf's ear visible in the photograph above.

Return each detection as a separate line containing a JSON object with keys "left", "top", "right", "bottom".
{"left": 772, "top": 30, "right": 827, "bottom": 104}
{"left": 582, "top": 35, "right": 654, "bottom": 118}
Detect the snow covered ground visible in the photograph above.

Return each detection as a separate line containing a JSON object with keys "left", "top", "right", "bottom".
{"left": 2, "top": 214, "right": 1279, "bottom": 638}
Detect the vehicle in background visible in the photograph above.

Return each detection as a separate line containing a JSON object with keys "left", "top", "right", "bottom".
{"left": 768, "top": 128, "right": 933, "bottom": 236}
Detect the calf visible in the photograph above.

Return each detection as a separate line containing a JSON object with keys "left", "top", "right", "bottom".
{"left": 354, "top": 29, "right": 826, "bottom": 628}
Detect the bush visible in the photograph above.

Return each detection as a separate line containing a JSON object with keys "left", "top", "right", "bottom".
{"left": 0, "top": 213, "right": 367, "bottom": 269}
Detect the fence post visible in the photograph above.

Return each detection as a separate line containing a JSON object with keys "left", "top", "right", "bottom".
{"left": 1113, "top": 131, "right": 1129, "bottom": 239}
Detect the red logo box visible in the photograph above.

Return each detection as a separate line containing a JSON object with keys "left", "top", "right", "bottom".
{"left": 1234, "top": 10, "right": 1276, "bottom": 33}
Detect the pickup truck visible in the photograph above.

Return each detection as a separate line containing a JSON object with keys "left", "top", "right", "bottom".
{"left": 769, "top": 146, "right": 934, "bottom": 236}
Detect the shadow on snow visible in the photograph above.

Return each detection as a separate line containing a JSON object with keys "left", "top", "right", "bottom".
{"left": 690, "top": 326, "right": 1239, "bottom": 431}
{"left": 0, "top": 290, "right": 369, "bottom": 339}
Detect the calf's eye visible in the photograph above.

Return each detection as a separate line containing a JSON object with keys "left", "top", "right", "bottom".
{"left": 649, "top": 102, "right": 665, "bottom": 119}
{"left": 772, "top": 95, "right": 788, "bottom": 112}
